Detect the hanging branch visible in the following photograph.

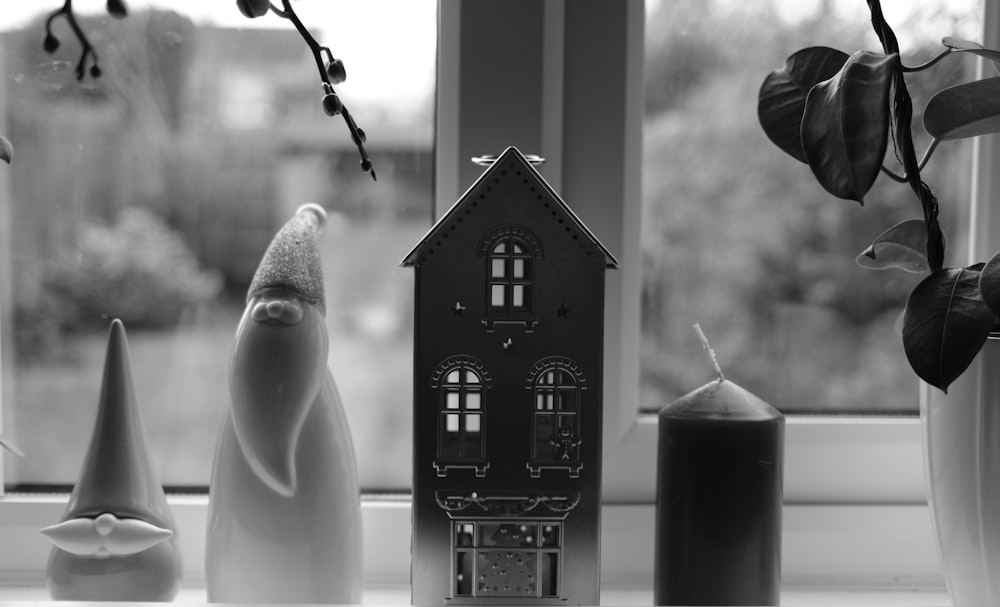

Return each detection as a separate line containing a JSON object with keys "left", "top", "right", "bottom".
{"left": 259, "top": 1, "right": 376, "bottom": 181}
{"left": 43, "top": 0, "right": 129, "bottom": 81}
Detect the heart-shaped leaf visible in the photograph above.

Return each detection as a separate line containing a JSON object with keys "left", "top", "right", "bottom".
{"left": 923, "top": 78, "right": 1000, "bottom": 141}
{"left": 903, "top": 265, "right": 996, "bottom": 392}
{"left": 856, "top": 218, "right": 932, "bottom": 273}
{"left": 801, "top": 51, "right": 898, "bottom": 204}
{"left": 978, "top": 250, "right": 1000, "bottom": 316}
{"left": 942, "top": 37, "right": 1000, "bottom": 76}
{"left": 758, "top": 47, "right": 850, "bottom": 163}
{"left": 0, "top": 135, "right": 12, "bottom": 165}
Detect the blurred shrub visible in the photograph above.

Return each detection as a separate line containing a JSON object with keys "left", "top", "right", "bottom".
{"left": 41, "top": 207, "right": 222, "bottom": 332}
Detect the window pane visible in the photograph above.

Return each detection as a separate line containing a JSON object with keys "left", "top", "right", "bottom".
{"left": 466, "top": 392, "right": 481, "bottom": 410}
{"left": 0, "top": 1, "right": 436, "bottom": 489}
{"left": 513, "top": 258, "right": 526, "bottom": 278}
{"left": 491, "top": 285, "right": 506, "bottom": 307}
{"left": 557, "top": 390, "right": 576, "bottom": 412}
{"left": 640, "top": 0, "right": 981, "bottom": 414}
{"left": 512, "top": 285, "right": 525, "bottom": 308}
{"left": 465, "top": 414, "right": 480, "bottom": 433}
{"left": 446, "top": 392, "right": 461, "bottom": 410}
{"left": 491, "top": 258, "right": 506, "bottom": 278}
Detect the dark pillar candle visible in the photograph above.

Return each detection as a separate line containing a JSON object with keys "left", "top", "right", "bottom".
{"left": 654, "top": 378, "right": 784, "bottom": 606}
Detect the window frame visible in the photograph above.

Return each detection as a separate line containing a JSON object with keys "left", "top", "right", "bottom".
{"left": 2, "top": 0, "right": 999, "bottom": 592}
{"left": 435, "top": 362, "right": 488, "bottom": 471}
{"left": 437, "top": 0, "right": 931, "bottom": 505}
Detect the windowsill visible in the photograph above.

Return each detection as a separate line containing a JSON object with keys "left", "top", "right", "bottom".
{"left": 0, "top": 494, "right": 952, "bottom": 605}
{"left": 0, "top": 583, "right": 953, "bottom": 605}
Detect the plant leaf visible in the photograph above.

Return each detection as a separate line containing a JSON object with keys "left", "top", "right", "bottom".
{"left": 0, "top": 135, "right": 12, "bottom": 165}
{"left": 978, "top": 250, "right": 1000, "bottom": 316}
{"left": 801, "top": 51, "right": 898, "bottom": 204}
{"left": 942, "top": 37, "right": 1000, "bottom": 76}
{"left": 902, "top": 265, "right": 995, "bottom": 392}
{"left": 856, "top": 218, "right": 932, "bottom": 273}
{"left": 923, "top": 78, "right": 1000, "bottom": 141}
{"left": 758, "top": 47, "right": 850, "bottom": 163}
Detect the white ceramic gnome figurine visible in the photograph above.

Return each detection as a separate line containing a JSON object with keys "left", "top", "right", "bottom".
{"left": 40, "top": 319, "right": 182, "bottom": 601}
{"left": 206, "top": 203, "right": 363, "bottom": 603}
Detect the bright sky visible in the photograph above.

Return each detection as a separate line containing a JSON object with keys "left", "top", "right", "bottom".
{"left": 0, "top": 1, "right": 437, "bottom": 105}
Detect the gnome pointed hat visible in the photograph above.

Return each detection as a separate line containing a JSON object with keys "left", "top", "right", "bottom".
{"left": 248, "top": 203, "right": 327, "bottom": 309}
{"left": 62, "top": 319, "right": 175, "bottom": 530}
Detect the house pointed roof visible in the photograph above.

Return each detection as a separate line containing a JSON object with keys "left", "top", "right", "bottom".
{"left": 400, "top": 146, "right": 619, "bottom": 269}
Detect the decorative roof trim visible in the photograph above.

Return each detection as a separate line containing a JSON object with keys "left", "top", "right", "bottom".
{"left": 399, "top": 146, "right": 619, "bottom": 268}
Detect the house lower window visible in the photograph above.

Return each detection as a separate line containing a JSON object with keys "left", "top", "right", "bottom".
{"left": 434, "top": 362, "right": 490, "bottom": 476}
{"left": 530, "top": 368, "right": 581, "bottom": 476}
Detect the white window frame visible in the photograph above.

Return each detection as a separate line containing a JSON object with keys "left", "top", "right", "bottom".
{"left": 1, "top": 0, "right": 998, "bottom": 593}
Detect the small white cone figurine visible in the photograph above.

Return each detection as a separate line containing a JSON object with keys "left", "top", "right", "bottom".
{"left": 206, "top": 203, "right": 363, "bottom": 603}
{"left": 40, "top": 319, "right": 182, "bottom": 601}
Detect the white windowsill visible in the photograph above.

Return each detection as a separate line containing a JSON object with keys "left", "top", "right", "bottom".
{"left": 0, "top": 584, "right": 953, "bottom": 606}
{"left": 0, "top": 494, "right": 949, "bottom": 605}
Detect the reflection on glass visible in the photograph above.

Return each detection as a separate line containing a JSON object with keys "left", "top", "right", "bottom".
{"left": 641, "top": 0, "right": 981, "bottom": 413}
{"left": 0, "top": 1, "right": 435, "bottom": 488}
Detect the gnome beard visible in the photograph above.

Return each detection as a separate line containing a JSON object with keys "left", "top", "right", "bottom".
{"left": 228, "top": 288, "right": 329, "bottom": 498}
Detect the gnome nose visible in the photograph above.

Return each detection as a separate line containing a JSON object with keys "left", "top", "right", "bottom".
{"left": 251, "top": 297, "right": 304, "bottom": 325}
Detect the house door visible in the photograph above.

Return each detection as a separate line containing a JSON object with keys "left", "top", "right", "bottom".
{"left": 452, "top": 520, "right": 562, "bottom": 599}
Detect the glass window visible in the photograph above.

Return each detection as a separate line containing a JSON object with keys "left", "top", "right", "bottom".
{"left": 487, "top": 236, "right": 533, "bottom": 313}
{"left": 640, "top": 0, "right": 982, "bottom": 414}
{"left": 530, "top": 366, "right": 581, "bottom": 469}
{"left": 0, "top": 0, "right": 435, "bottom": 490}
{"left": 437, "top": 363, "right": 487, "bottom": 464}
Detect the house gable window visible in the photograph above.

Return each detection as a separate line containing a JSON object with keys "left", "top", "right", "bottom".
{"left": 478, "top": 225, "right": 543, "bottom": 331}
{"left": 430, "top": 356, "right": 493, "bottom": 477}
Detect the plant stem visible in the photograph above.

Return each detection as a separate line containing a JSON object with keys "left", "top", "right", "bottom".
{"left": 276, "top": 0, "right": 376, "bottom": 180}
{"left": 879, "top": 138, "right": 941, "bottom": 183}
{"left": 902, "top": 48, "right": 952, "bottom": 72}
{"left": 868, "top": 0, "right": 945, "bottom": 272}
{"left": 46, "top": 0, "right": 99, "bottom": 81}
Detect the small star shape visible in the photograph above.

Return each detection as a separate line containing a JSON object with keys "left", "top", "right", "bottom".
{"left": 501, "top": 337, "right": 515, "bottom": 355}
{"left": 452, "top": 301, "right": 466, "bottom": 316}
{"left": 556, "top": 304, "right": 570, "bottom": 318}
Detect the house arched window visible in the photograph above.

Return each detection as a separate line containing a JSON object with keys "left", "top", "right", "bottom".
{"left": 431, "top": 357, "right": 492, "bottom": 477}
{"left": 478, "top": 225, "right": 542, "bottom": 330}
{"left": 489, "top": 236, "right": 532, "bottom": 313}
{"left": 526, "top": 358, "right": 587, "bottom": 478}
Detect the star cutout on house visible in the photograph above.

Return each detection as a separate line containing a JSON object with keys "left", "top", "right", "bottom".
{"left": 501, "top": 337, "right": 515, "bottom": 355}
{"left": 452, "top": 301, "right": 466, "bottom": 316}
{"left": 556, "top": 304, "right": 570, "bottom": 318}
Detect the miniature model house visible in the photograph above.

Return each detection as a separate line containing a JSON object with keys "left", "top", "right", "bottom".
{"left": 402, "top": 147, "right": 618, "bottom": 605}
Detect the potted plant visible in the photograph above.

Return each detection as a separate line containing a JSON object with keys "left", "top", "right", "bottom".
{"left": 757, "top": 1, "right": 1000, "bottom": 604}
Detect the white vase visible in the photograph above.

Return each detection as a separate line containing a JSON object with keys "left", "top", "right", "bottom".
{"left": 921, "top": 337, "right": 1000, "bottom": 606}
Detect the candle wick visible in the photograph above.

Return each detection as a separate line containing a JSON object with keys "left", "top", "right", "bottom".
{"left": 693, "top": 323, "right": 725, "bottom": 382}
